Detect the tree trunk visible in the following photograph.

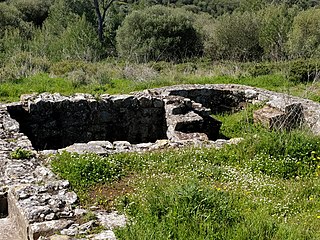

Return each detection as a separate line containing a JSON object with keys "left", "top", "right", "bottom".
{"left": 93, "top": 0, "right": 115, "bottom": 43}
{"left": 93, "top": 0, "right": 104, "bottom": 43}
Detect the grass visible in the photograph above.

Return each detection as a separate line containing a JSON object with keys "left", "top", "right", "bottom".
{"left": 51, "top": 105, "right": 320, "bottom": 239}
{"left": 0, "top": 59, "right": 320, "bottom": 102}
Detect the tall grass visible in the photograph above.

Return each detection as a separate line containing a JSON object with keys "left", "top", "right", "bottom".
{"left": 1, "top": 59, "right": 320, "bottom": 103}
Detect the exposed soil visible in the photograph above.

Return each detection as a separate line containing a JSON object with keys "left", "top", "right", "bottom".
{"left": 88, "top": 175, "right": 136, "bottom": 211}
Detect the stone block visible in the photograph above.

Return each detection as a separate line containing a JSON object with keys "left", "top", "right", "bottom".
{"left": 254, "top": 106, "right": 285, "bottom": 130}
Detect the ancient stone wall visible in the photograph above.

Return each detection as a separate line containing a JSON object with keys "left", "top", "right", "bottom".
{"left": 7, "top": 92, "right": 222, "bottom": 151}
{"left": 7, "top": 94, "right": 167, "bottom": 150}
{"left": 2, "top": 84, "right": 320, "bottom": 239}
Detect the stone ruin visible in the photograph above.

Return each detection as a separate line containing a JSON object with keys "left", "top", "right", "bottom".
{"left": 2, "top": 84, "right": 320, "bottom": 239}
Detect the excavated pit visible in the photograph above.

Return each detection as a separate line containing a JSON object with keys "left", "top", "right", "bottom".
{"left": 6, "top": 91, "right": 226, "bottom": 151}
{"left": 0, "top": 193, "right": 8, "bottom": 218}
{"left": 7, "top": 96, "right": 169, "bottom": 150}
{"left": 4, "top": 87, "right": 255, "bottom": 151}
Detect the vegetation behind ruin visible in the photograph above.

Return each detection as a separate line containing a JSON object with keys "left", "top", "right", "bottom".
{"left": 1, "top": 1, "right": 320, "bottom": 102}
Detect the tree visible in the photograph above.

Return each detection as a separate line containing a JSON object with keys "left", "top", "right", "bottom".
{"left": 258, "top": 5, "right": 297, "bottom": 60}
{"left": 287, "top": 8, "right": 320, "bottom": 59}
{"left": 9, "top": 0, "right": 53, "bottom": 26}
{"left": 116, "top": 5, "right": 203, "bottom": 62}
{"left": 92, "top": 0, "right": 115, "bottom": 43}
{"left": 207, "top": 11, "right": 262, "bottom": 61}
{"left": 29, "top": 0, "right": 102, "bottom": 61}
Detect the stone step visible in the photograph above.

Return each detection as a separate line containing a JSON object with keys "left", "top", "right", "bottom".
{"left": 0, "top": 218, "right": 23, "bottom": 240}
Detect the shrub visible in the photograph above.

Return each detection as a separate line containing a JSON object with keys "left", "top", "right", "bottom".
{"left": 247, "top": 62, "right": 273, "bottom": 77}
{"left": 50, "top": 60, "right": 112, "bottom": 85}
{"left": 0, "top": 2, "right": 32, "bottom": 42}
{"left": 10, "top": 148, "right": 34, "bottom": 159}
{"left": 116, "top": 5, "right": 203, "bottom": 62}
{"left": 258, "top": 5, "right": 296, "bottom": 60}
{"left": 0, "top": 52, "right": 50, "bottom": 82}
{"left": 192, "top": 12, "right": 216, "bottom": 59}
{"left": 206, "top": 11, "right": 262, "bottom": 61}
{"left": 9, "top": 0, "right": 53, "bottom": 26}
{"left": 30, "top": 0, "right": 101, "bottom": 62}
{"left": 0, "top": 3, "right": 24, "bottom": 36}
{"left": 285, "top": 59, "right": 320, "bottom": 83}
{"left": 287, "top": 8, "right": 320, "bottom": 59}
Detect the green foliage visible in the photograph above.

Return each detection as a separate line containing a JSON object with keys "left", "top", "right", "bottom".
{"left": 64, "top": 0, "right": 96, "bottom": 26}
{"left": 118, "top": 181, "right": 243, "bottom": 239}
{"left": 286, "top": 59, "right": 320, "bottom": 83}
{"left": 243, "top": 130, "right": 320, "bottom": 178}
{"left": 207, "top": 11, "right": 262, "bottom": 61}
{"left": 10, "top": 148, "right": 33, "bottom": 159}
{"left": 116, "top": 5, "right": 203, "bottom": 62}
{"left": 51, "top": 107, "right": 320, "bottom": 238}
{"left": 287, "top": 8, "right": 320, "bottom": 59}
{"left": 0, "top": 2, "right": 25, "bottom": 35}
{"left": 0, "top": 52, "right": 50, "bottom": 82}
{"left": 31, "top": 15, "right": 101, "bottom": 61}
{"left": 238, "top": 0, "right": 268, "bottom": 12}
{"left": 247, "top": 62, "right": 273, "bottom": 76}
{"left": 51, "top": 152, "right": 124, "bottom": 190}
{"left": 9, "top": 0, "right": 53, "bottom": 26}
{"left": 29, "top": 0, "right": 101, "bottom": 62}
{"left": 82, "top": 211, "right": 97, "bottom": 222}
{"left": 214, "top": 103, "right": 263, "bottom": 138}
{"left": 0, "top": 29, "right": 24, "bottom": 65}
{"left": 272, "top": 0, "right": 320, "bottom": 9}
{"left": 258, "top": 4, "right": 296, "bottom": 60}
{"left": 141, "top": 0, "right": 240, "bottom": 17}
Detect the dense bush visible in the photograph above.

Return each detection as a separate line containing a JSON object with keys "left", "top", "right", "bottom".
{"left": 30, "top": 0, "right": 101, "bottom": 62}
{"left": 258, "top": 4, "right": 296, "bottom": 60}
{"left": 286, "top": 59, "right": 320, "bottom": 83}
{"left": 287, "top": 8, "right": 320, "bottom": 59}
{"left": 206, "top": 11, "right": 262, "bottom": 61}
{"left": 141, "top": 0, "right": 240, "bottom": 17}
{"left": 0, "top": 51, "right": 50, "bottom": 82}
{"left": 9, "top": 0, "right": 53, "bottom": 26}
{"left": 116, "top": 5, "right": 203, "bottom": 62}
{"left": 0, "top": 2, "right": 31, "bottom": 38}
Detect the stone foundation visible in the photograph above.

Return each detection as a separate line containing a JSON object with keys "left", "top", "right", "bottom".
{"left": 2, "top": 84, "right": 320, "bottom": 239}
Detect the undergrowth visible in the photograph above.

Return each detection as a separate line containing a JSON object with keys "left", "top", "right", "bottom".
{"left": 1, "top": 59, "right": 320, "bottom": 103}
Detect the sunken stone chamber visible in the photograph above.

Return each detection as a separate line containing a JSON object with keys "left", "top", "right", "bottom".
{"left": 0, "top": 192, "right": 8, "bottom": 218}
{"left": 7, "top": 94, "right": 168, "bottom": 150}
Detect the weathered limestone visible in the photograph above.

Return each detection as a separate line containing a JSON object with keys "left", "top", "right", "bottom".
{"left": 56, "top": 138, "right": 243, "bottom": 155}
{"left": 3, "top": 84, "right": 320, "bottom": 239}
{"left": 164, "top": 96, "right": 221, "bottom": 141}
{"left": 151, "top": 84, "right": 320, "bottom": 133}
{"left": 7, "top": 92, "right": 222, "bottom": 150}
{"left": 254, "top": 102, "right": 304, "bottom": 130}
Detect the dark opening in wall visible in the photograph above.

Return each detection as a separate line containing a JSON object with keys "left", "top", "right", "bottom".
{"left": 0, "top": 193, "right": 8, "bottom": 218}
{"left": 168, "top": 89, "right": 246, "bottom": 114}
{"left": 7, "top": 97, "right": 168, "bottom": 150}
